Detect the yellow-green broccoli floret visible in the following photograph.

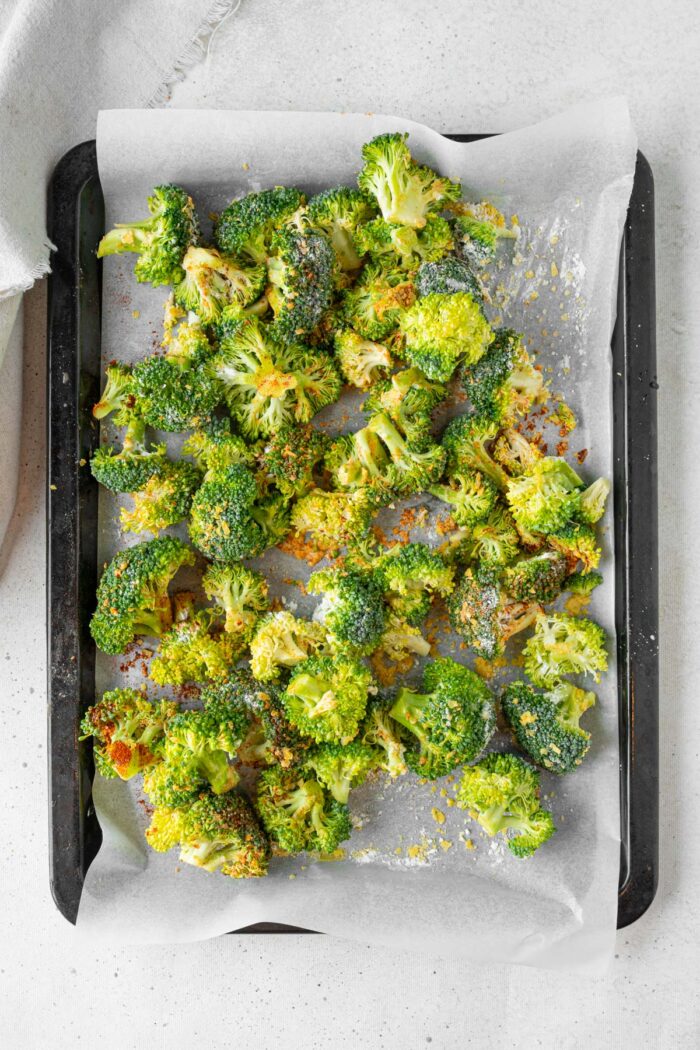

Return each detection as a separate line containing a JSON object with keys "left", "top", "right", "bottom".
{"left": 399, "top": 292, "right": 494, "bottom": 381}
{"left": 202, "top": 562, "right": 269, "bottom": 641}
{"left": 249, "top": 611, "right": 328, "bottom": 682}
{"left": 189, "top": 463, "right": 289, "bottom": 562}
{"left": 354, "top": 215, "right": 453, "bottom": 270}
{"left": 502, "top": 680, "right": 596, "bottom": 774}
{"left": 333, "top": 328, "right": 393, "bottom": 389}
{"left": 502, "top": 551, "right": 569, "bottom": 604}
{"left": 132, "top": 322, "right": 221, "bottom": 432}
{"left": 263, "top": 423, "right": 329, "bottom": 498}
{"left": 376, "top": 542, "right": 455, "bottom": 625}
{"left": 357, "top": 132, "right": 461, "bottom": 228}
{"left": 219, "top": 670, "right": 311, "bottom": 770}
{"left": 256, "top": 767, "right": 352, "bottom": 855}
{"left": 306, "top": 187, "right": 377, "bottom": 271}
{"left": 376, "top": 612, "right": 431, "bottom": 661}
{"left": 360, "top": 690, "right": 408, "bottom": 778}
{"left": 441, "top": 414, "right": 509, "bottom": 491}
{"left": 457, "top": 503, "right": 521, "bottom": 568}
{"left": 119, "top": 460, "right": 201, "bottom": 535}
{"left": 341, "top": 260, "right": 416, "bottom": 341}
{"left": 281, "top": 654, "right": 372, "bottom": 744}
{"left": 505, "top": 457, "right": 585, "bottom": 535}
{"left": 92, "top": 362, "right": 136, "bottom": 422}
{"left": 452, "top": 202, "right": 517, "bottom": 266}
{"left": 90, "top": 416, "right": 167, "bottom": 493}
{"left": 215, "top": 186, "right": 306, "bottom": 265}
{"left": 290, "top": 487, "right": 380, "bottom": 556}
{"left": 429, "top": 469, "right": 499, "bottom": 528}
{"left": 523, "top": 612, "right": 608, "bottom": 687}
{"left": 307, "top": 565, "right": 387, "bottom": 655}
{"left": 304, "top": 740, "right": 382, "bottom": 803}
{"left": 174, "top": 245, "right": 266, "bottom": 324}
{"left": 460, "top": 328, "right": 547, "bottom": 423}
{"left": 447, "top": 563, "right": 542, "bottom": 661}
{"left": 79, "top": 688, "right": 177, "bottom": 780}
{"left": 362, "top": 366, "right": 447, "bottom": 448}
{"left": 416, "top": 256, "right": 485, "bottom": 303}
{"left": 149, "top": 593, "right": 243, "bottom": 686}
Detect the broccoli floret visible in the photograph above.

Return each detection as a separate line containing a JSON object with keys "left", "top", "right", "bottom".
{"left": 282, "top": 654, "right": 371, "bottom": 744}
{"left": 144, "top": 803, "right": 187, "bottom": 852}
{"left": 429, "top": 469, "right": 498, "bottom": 527}
{"left": 360, "top": 690, "right": 408, "bottom": 777}
{"left": 457, "top": 503, "right": 521, "bottom": 568}
{"left": 491, "top": 427, "right": 542, "bottom": 478}
{"left": 441, "top": 414, "right": 509, "bottom": 491}
{"left": 502, "top": 680, "right": 596, "bottom": 774}
{"left": 548, "top": 521, "right": 602, "bottom": 573}
{"left": 307, "top": 187, "right": 377, "bottom": 271}
{"left": 97, "top": 184, "right": 199, "bottom": 286}
{"left": 266, "top": 228, "right": 336, "bottom": 343}
{"left": 90, "top": 416, "right": 167, "bottom": 493}
{"left": 212, "top": 316, "right": 341, "bottom": 438}
{"left": 149, "top": 593, "right": 242, "bottom": 686}
{"left": 202, "top": 562, "right": 269, "bottom": 640}
{"left": 132, "top": 322, "right": 221, "bottom": 432}
{"left": 256, "top": 767, "right": 352, "bottom": 855}
{"left": 215, "top": 187, "right": 306, "bottom": 264}
{"left": 354, "top": 216, "right": 453, "bottom": 270}
{"left": 376, "top": 542, "right": 455, "bottom": 624}
{"left": 290, "top": 487, "right": 379, "bottom": 556}
{"left": 416, "top": 256, "right": 484, "bottom": 303}
{"left": 90, "top": 536, "right": 194, "bottom": 654}
{"left": 175, "top": 792, "right": 269, "bottom": 878}
{"left": 505, "top": 457, "right": 584, "bottom": 535}
{"left": 182, "top": 416, "right": 256, "bottom": 474}
{"left": 565, "top": 569, "right": 603, "bottom": 595}
{"left": 143, "top": 760, "right": 203, "bottom": 813}
{"left": 79, "top": 688, "right": 176, "bottom": 779}
{"left": 447, "top": 563, "right": 542, "bottom": 661}
{"left": 189, "top": 462, "right": 288, "bottom": 562}
{"left": 502, "top": 551, "right": 569, "bottom": 603}
{"left": 357, "top": 132, "right": 461, "bottom": 228}
{"left": 460, "top": 328, "right": 546, "bottom": 423}
{"left": 579, "top": 477, "right": 611, "bottom": 524}
{"left": 119, "top": 460, "right": 201, "bottom": 535}
{"left": 249, "top": 611, "right": 328, "bottom": 682}
{"left": 523, "top": 612, "right": 608, "bottom": 687}
{"left": 307, "top": 565, "right": 387, "bottom": 655}
{"left": 452, "top": 202, "right": 517, "bottom": 266}
{"left": 342, "top": 261, "right": 416, "bottom": 340}
{"left": 456, "top": 752, "right": 555, "bottom": 857}
{"left": 398, "top": 293, "right": 494, "bottom": 381}
{"left": 92, "top": 362, "right": 136, "bottom": 422}
{"left": 334, "top": 328, "right": 393, "bottom": 389}
{"left": 163, "top": 705, "right": 247, "bottom": 795}
{"left": 362, "top": 367, "right": 447, "bottom": 446}
{"left": 389, "top": 657, "right": 496, "bottom": 778}
{"left": 377, "top": 612, "right": 431, "bottom": 661}
{"left": 218, "top": 670, "right": 311, "bottom": 769}
{"left": 262, "top": 423, "right": 329, "bottom": 498}
{"left": 305, "top": 740, "right": 382, "bottom": 803}
{"left": 174, "top": 246, "right": 266, "bottom": 324}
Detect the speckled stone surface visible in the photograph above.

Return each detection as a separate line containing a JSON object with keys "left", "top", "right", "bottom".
{"left": 0, "top": 1, "right": 698, "bottom": 1045}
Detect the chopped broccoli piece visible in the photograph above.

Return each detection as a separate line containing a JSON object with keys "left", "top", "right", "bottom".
{"left": 282, "top": 654, "right": 371, "bottom": 744}
{"left": 79, "top": 688, "right": 176, "bottom": 779}
{"left": 132, "top": 322, "right": 221, "bottom": 432}
{"left": 502, "top": 551, "right": 569, "bottom": 604}
{"left": 162, "top": 705, "right": 246, "bottom": 795}
{"left": 548, "top": 520, "right": 602, "bottom": 573}
{"left": 92, "top": 362, "right": 136, "bottom": 422}
{"left": 362, "top": 366, "right": 446, "bottom": 446}
{"left": 505, "top": 457, "right": 584, "bottom": 535}
{"left": 502, "top": 680, "right": 596, "bottom": 774}
{"left": 565, "top": 569, "right": 603, "bottom": 595}
{"left": 307, "top": 187, "right": 377, "bottom": 270}
{"left": 202, "top": 562, "right": 269, "bottom": 640}
{"left": 492, "top": 427, "right": 542, "bottom": 477}
{"left": 174, "top": 246, "right": 266, "bottom": 324}
{"left": 457, "top": 503, "right": 521, "bottom": 568}
{"left": 175, "top": 792, "right": 269, "bottom": 877}
{"left": 215, "top": 186, "right": 306, "bottom": 264}
{"left": 354, "top": 215, "right": 453, "bottom": 270}
{"left": 90, "top": 416, "right": 167, "bottom": 493}
{"left": 579, "top": 477, "right": 611, "bottom": 524}
{"left": 342, "top": 261, "right": 416, "bottom": 340}
{"left": 119, "top": 460, "right": 201, "bottom": 535}
{"left": 447, "top": 563, "right": 542, "bottom": 661}
{"left": 307, "top": 565, "right": 387, "bottom": 655}
{"left": 262, "top": 423, "right": 329, "bottom": 498}
{"left": 256, "top": 767, "right": 352, "bottom": 855}
{"left": 266, "top": 228, "right": 336, "bottom": 343}
{"left": 460, "top": 328, "right": 546, "bottom": 423}
{"left": 143, "top": 803, "right": 186, "bottom": 853}
{"left": 452, "top": 202, "right": 516, "bottom": 266}
{"left": 360, "top": 690, "right": 408, "bottom": 777}
{"left": 377, "top": 612, "right": 431, "bottom": 660}
{"left": 357, "top": 132, "right": 461, "bottom": 228}
{"left": 441, "top": 414, "right": 509, "bottom": 491}
{"left": 398, "top": 292, "right": 494, "bottom": 381}
{"left": 429, "top": 469, "right": 499, "bottom": 527}
{"left": 249, "top": 611, "right": 328, "bottom": 682}
{"left": 218, "top": 670, "right": 311, "bottom": 769}
{"left": 416, "top": 256, "right": 484, "bottom": 302}
{"left": 305, "top": 740, "right": 382, "bottom": 803}
{"left": 189, "top": 462, "right": 289, "bottom": 562}
{"left": 182, "top": 416, "right": 256, "bottom": 474}
{"left": 149, "top": 593, "right": 242, "bottom": 686}
{"left": 290, "top": 487, "right": 379, "bottom": 556}
{"left": 523, "top": 613, "right": 608, "bottom": 687}
{"left": 334, "top": 328, "right": 393, "bottom": 389}
{"left": 376, "top": 542, "right": 455, "bottom": 624}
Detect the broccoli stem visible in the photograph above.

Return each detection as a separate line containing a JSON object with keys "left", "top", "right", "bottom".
{"left": 389, "top": 688, "right": 429, "bottom": 745}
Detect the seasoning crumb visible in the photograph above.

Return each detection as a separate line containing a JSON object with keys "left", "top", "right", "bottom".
{"left": 431, "top": 807, "right": 446, "bottom": 825}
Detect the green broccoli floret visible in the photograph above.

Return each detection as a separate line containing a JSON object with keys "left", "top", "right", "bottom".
{"left": 456, "top": 752, "right": 555, "bottom": 857}
{"left": 290, "top": 487, "right": 379, "bottom": 556}
{"left": 174, "top": 245, "right": 266, "bottom": 324}
{"left": 182, "top": 416, "right": 256, "bottom": 474}
{"left": 266, "top": 228, "right": 336, "bottom": 344}
{"left": 262, "top": 423, "right": 329, "bottom": 499}
{"left": 149, "top": 593, "right": 242, "bottom": 686}
{"left": 333, "top": 328, "right": 393, "bottom": 389}
{"left": 491, "top": 427, "right": 543, "bottom": 479}
{"left": 307, "top": 187, "right": 377, "bottom": 271}
{"left": 143, "top": 760, "right": 205, "bottom": 811}
{"left": 202, "top": 562, "right": 269, "bottom": 640}
{"left": 215, "top": 187, "right": 306, "bottom": 264}
{"left": 505, "top": 457, "right": 584, "bottom": 535}
{"left": 189, "top": 462, "right": 289, "bottom": 562}
{"left": 457, "top": 503, "right": 521, "bottom": 568}
{"left": 90, "top": 416, "right": 167, "bottom": 493}
{"left": 90, "top": 536, "right": 194, "bottom": 654}
{"left": 256, "top": 767, "right": 352, "bottom": 855}
{"left": 523, "top": 612, "right": 608, "bottom": 687}
{"left": 282, "top": 654, "right": 371, "bottom": 744}
{"left": 502, "top": 680, "right": 596, "bottom": 774}
{"left": 447, "top": 563, "right": 542, "bottom": 661}
{"left": 429, "top": 469, "right": 498, "bottom": 527}
{"left": 132, "top": 322, "right": 221, "bottom": 432}
{"left": 361, "top": 366, "right": 447, "bottom": 446}
{"left": 360, "top": 690, "right": 408, "bottom": 777}
{"left": 92, "top": 362, "right": 136, "bottom": 422}
{"left": 502, "top": 551, "right": 569, "bottom": 603}
{"left": 341, "top": 261, "right": 416, "bottom": 340}
{"left": 565, "top": 570, "right": 603, "bottom": 595}
{"left": 441, "top": 414, "right": 509, "bottom": 491}
{"left": 307, "top": 565, "right": 387, "bottom": 655}
{"left": 163, "top": 707, "right": 246, "bottom": 796}
{"left": 452, "top": 202, "right": 517, "bottom": 266}
{"left": 119, "top": 460, "right": 201, "bottom": 535}
{"left": 579, "top": 477, "right": 611, "bottom": 524}
{"left": 416, "top": 256, "right": 484, "bottom": 303}
{"left": 354, "top": 216, "right": 453, "bottom": 270}
{"left": 212, "top": 316, "right": 341, "bottom": 438}
{"left": 548, "top": 521, "right": 602, "bottom": 574}
{"left": 377, "top": 612, "right": 431, "bottom": 661}
{"left": 376, "top": 542, "right": 455, "bottom": 624}
{"left": 249, "top": 611, "right": 328, "bottom": 682}
{"left": 398, "top": 292, "right": 494, "bottom": 381}
{"left": 218, "top": 670, "right": 311, "bottom": 769}
{"left": 389, "top": 657, "right": 496, "bottom": 778}
{"left": 143, "top": 803, "right": 187, "bottom": 852}
{"left": 97, "top": 184, "right": 199, "bottom": 286}
{"left": 173, "top": 792, "right": 269, "bottom": 878}
{"left": 460, "top": 328, "right": 546, "bottom": 423}
{"left": 79, "top": 688, "right": 177, "bottom": 779}
{"left": 357, "top": 132, "right": 461, "bottom": 228}
{"left": 305, "top": 740, "right": 382, "bottom": 803}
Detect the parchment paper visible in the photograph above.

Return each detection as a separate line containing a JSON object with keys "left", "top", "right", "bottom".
{"left": 77, "top": 100, "right": 636, "bottom": 971}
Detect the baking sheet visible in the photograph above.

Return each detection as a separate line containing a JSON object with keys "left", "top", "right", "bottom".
{"left": 76, "top": 100, "right": 637, "bottom": 971}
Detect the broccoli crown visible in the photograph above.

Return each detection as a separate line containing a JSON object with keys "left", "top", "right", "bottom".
{"left": 548, "top": 520, "right": 602, "bottom": 574}
{"left": 90, "top": 536, "right": 194, "bottom": 654}
{"left": 354, "top": 216, "right": 453, "bottom": 270}
{"left": 162, "top": 705, "right": 246, "bottom": 795}
{"left": 579, "top": 477, "right": 611, "bottom": 524}
{"left": 282, "top": 654, "right": 371, "bottom": 744}
{"left": 341, "top": 261, "right": 416, "bottom": 340}
{"left": 174, "top": 245, "right": 266, "bottom": 324}
{"left": 262, "top": 423, "right": 329, "bottom": 498}
{"left": 144, "top": 803, "right": 187, "bottom": 853}
{"left": 188, "top": 463, "right": 270, "bottom": 562}
{"left": 399, "top": 292, "right": 494, "bottom": 382}
{"left": 92, "top": 362, "right": 136, "bottom": 422}
{"left": 491, "top": 427, "right": 542, "bottom": 477}
{"left": 458, "top": 503, "right": 521, "bottom": 568}
{"left": 357, "top": 132, "right": 461, "bottom": 229}
{"left": 212, "top": 316, "right": 341, "bottom": 438}
{"left": 360, "top": 690, "right": 408, "bottom": 777}
{"left": 460, "top": 328, "right": 545, "bottom": 423}
{"left": 143, "top": 761, "right": 205, "bottom": 812}
{"left": 149, "top": 596, "right": 242, "bottom": 686}
{"left": 389, "top": 657, "right": 495, "bottom": 778}
{"left": 178, "top": 791, "right": 270, "bottom": 878}
{"left": 457, "top": 751, "right": 555, "bottom": 857}
{"left": 362, "top": 367, "right": 447, "bottom": 438}
{"left": 132, "top": 324, "right": 221, "bottom": 432}
{"left": 376, "top": 542, "right": 455, "bottom": 624}
{"left": 452, "top": 202, "right": 516, "bottom": 266}
{"left": 429, "top": 469, "right": 498, "bottom": 528}
{"left": 441, "top": 414, "right": 508, "bottom": 491}
{"left": 220, "top": 669, "right": 311, "bottom": 769}
{"left": 202, "top": 561, "right": 269, "bottom": 638}
{"left": 249, "top": 611, "right": 328, "bottom": 682}
{"left": 377, "top": 612, "right": 431, "bottom": 661}
{"left": 182, "top": 416, "right": 256, "bottom": 475}
{"left": 79, "top": 688, "right": 177, "bottom": 779}
{"left": 333, "top": 328, "right": 393, "bottom": 389}
{"left": 266, "top": 228, "right": 336, "bottom": 343}
{"left": 256, "top": 766, "right": 352, "bottom": 854}
{"left": 215, "top": 186, "right": 306, "bottom": 264}
{"left": 506, "top": 457, "right": 584, "bottom": 535}
{"left": 91, "top": 416, "right": 167, "bottom": 493}
{"left": 290, "top": 487, "right": 379, "bottom": 555}
{"left": 308, "top": 566, "right": 387, "bottom": 655}
{"left": 304, "top": 740, "right": 382, "bottom": 803}
{"left": 307, "top": 186, "right": 377, "bottom": 271}
{"left": 447, "top": 563, "right": 541, "bottom": 661}
{"left": 97, "top": 184, "right": 199, "bottom": 286}
{"left": 502, "top": 680, "right": 596, "bottom": 774}
{"left": 416, "top": 256, "right": 484, "bottom": 302}
{"left": 502, "top": 551, "right": 569, "bottom": 604}
{"left": 565, "top": 569, "right": 603, "bottom": 595}
{"left": 120, "top": 460, "right": 201, "bottom": 535}
{"left": 523, "top": 613, "right": 608, "bottom": 687}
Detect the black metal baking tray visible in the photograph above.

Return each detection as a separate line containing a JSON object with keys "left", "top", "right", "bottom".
{"left": 47, "top": 137, "right": 658, "bottom": 931}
